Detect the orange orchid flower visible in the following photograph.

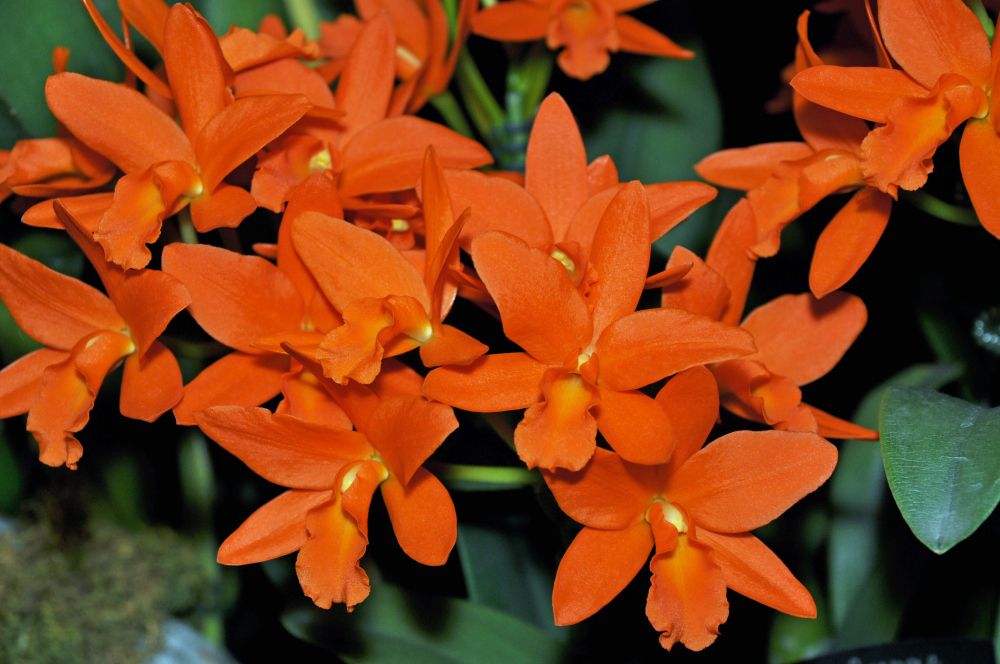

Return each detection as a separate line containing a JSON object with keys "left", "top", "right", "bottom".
{"left": 696, "top": 12, "right": 894, "bottom": 298}
{"left": 444, "top": 93, "right": 716, "bottom": 280}
{"left": 162, "top": 176, "right": 347, "bottom": 426}
{"left": 197, "top": 373, "right": 459, "bottom": 610}
{"left": 46, "top": 3, "right": 312, "bottom": 269}
{"left": 289, "top": 148, "right": 487, "bottom": 386}
{"left": 470, "top": 0, "right": 692, "bottom": 80}
{"left": 0, "top": 137, "right": 114, "bottom": 204}
{"left": 250, "top": 15, "right": 491, "bottom": 220}
{"left": 546, "top": 367, "right": 837, "bottom": 650}
{"left": 423, "top": 183, "right": 755, "bottom": 471}
{"left": 791, "top": 0, "right": 1000, "bottom": 237}
{"left": 319, "top": 0, "right": 475, "bottom": 112}
{"left": 0, "top": 202, "right": 189, "bottom": 468}
{"left": 659, "top": 203, "right": 876, "bottom": 440}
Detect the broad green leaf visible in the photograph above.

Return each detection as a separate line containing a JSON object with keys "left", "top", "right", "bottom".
{"left": 202, "top": 0, "right": 287, "bottom": 34}
{"left": 880, "top": 386, "right": 1000, "bottom": 554}
{"left": 456, "top": 522, "right": 558, "bottom": 635}
{"left": 584, "top": 49, "right": 722, "bottom": 258}
{"left": 0, "top": 0, "right": 124, "bottom": 140}
{"left": 827, "top": 362, "right": 960, "bottom": 630}
{"left": 282, "top": 581, "right": 567, "bottom": 663}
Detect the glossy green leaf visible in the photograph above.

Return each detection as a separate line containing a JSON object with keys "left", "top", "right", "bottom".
{"left": 0, "top": 0, "right": 124, "bottom": 140}
{"left": 584, "top": 48, "right": 722, "bottom": 257}
{"left": 203, "top": 0, "right": 287, "bottom": 34}
{"left": 827, "top": 363, "right": 961, "bottom": 629}
{"left": 282, "top": 581, "right": 567, "bottom": 663}
{"left": 880, "top": 386, "right": 1000, "bottom": 554}
{"left": 456, "top": 522, "right": 558, "bottom": 635}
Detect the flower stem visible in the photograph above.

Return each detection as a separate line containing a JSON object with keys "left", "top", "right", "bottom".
{"left": 178, "top": 208, "right": 199, "bottom": 244}
{"left": 426, "top": 461, "right": 538, "bottom": 490}
{"left": 430, "top": 90, "right": 475, "bottom": 138}
{"left": 481, "top": 412, "right": 516, "bottom": 451}
{"left": 968, "top": 0, "right": 995, "bottom": 40}
{"left": 455, "top": 50, "right": 506, "bottom": 142}
{"left": 903, "top": 190, "right": 980, "bottom": 227}
{"left": 284, "top": 0, "right": 322, "bottom": 40}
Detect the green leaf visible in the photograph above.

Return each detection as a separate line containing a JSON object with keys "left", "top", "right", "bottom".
{"left": 0, "top": 0, "right": 124, "bottom": 140}
{"left": 879, "top": 386, "right": 1000, "bottom": 553}
{"left": 768, "top": 587, "right": 831, "bottom": 664}
{"left": 282, "top": 582, "right": 567, "bottom": 663}
{"left": 202, "top": 0, "right": 287, "bottom": 34}
{"left": 456, "top": 522, "right": 557, "bottom": 635}
{"left": 0, "top": 424, "right": 23, "bottom": 514}
{"left": 828, "top": 363, "right": 960, "bottom": 630}
{"left": 584, "top": 49, "right": 722, "bottom": 257}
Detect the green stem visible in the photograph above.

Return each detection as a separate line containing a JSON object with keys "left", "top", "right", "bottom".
{"left": 284, "top": 0, "right": 322, "bottom": 40}
{"left": 455, "top": 50, "right": 505, "bottom": 142}
{"left": 427, "top": 461, "right": 538, "bottom": 490}
{"left": 968, "top": 0, "right": 995, "bottom": 40}
{"left": 430, "top": 91, "right": 475, "bottom": 138}
{"left": 497, "top": 43, "right": 553, "bottom": 171}
{"left": 178, "top": 432, "right": 223, "bottom": 644}
{"left": 904, "top": 190, "right": 980, "bottom": 227}
{"left": 178, "top": 208, "right": 199, "bottom": 244}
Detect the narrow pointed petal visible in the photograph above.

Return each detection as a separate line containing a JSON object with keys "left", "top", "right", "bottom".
{"left": 472, "top": 232, "right": 592, "bottom": 366}
{"left": 807, "top": 404, "right": 878, "bottom": 440}
{"left": 790, "top": 66, "right": 928, "bottom": 123}
{"left": 119, "top": 341, "right": 182, "bottom": 421}
{"left": 615, "top": 16, "right": 693, "bottom": 59}
{"left": 668, "top": 430, "right": 837, "bottom": 533}
{"left": 174, "top": 352, "right": 287, "bottom": 425}
{"left": 444, "top": 169, "right": 552, "bottom": 250}
{"left": 596, "top": 386, "right": 674, "bottom": 465}
{"left": 219, "top": 489, "right": 332, "bottom": 565}
{"left": 196, "top": 94, "right": 311, "bottom": 192}
{"left": 646, "top": 535, "right": 729, "bottom": 651}
{"left": 959, "top": 120, "right": 1000, "bottom": 239}
{"left": 46, "top": 73, "right": 194, "bottom": 173}
{"left": 705, "top": 199, "right": 757, "bottom": 325}
{"left": 0, "top": 243, "right": 123, "bottom": 351}
{"left": 515, "top": 372, "right": 598, "bottom": 471}
{"left": 196, "top": 406, "right": 371, "bottom": 489}
{"left": 162, "top": 243, "right": 304, "bottom": 353}
{"left": 587, "top": 182, "right": 651, "bottom": 338}
{"left": 543, "top": 448, "right": 661, "bottom": 529}
{"left": 336, "top": 14, "right": 396, "bottom": 141}
{"left": 422, "top": 352, "right": 547, "bottom": 412}
{"left": 878, "top": 0, "right": 991, "bottom": 88}
{"left": 553, "top": 524, "right": 654, "bottom": 625}
{"left": 696, "top": 530, "right": 816, "bottom": 618}
{"left": 525, "top": 94, "right": 589, "bottom": 241}
{"left": 119, "top": 0, "right": 168, "bottom": 51}
{"left": 810, "top": 188, "right": 892, "bottom": 297}
{"left": 292, "top": 212, "right": 430, "bottom": 312}
{"left": 339, "top": 116, "right": 492, "bottom": 197}
{"left": 695, "top": 143, "right": 814, "bottom": 191}
{"left": 660, "top": 246, "right": 730, "bottom": 321}
{"left": 656, "top": 366, "right": 718, "bottom": 471}
{"left": 381, "top": 469, "right": 457, "bottom": 565}
{"left": 647, "top": 182, "right": 718, "bottom": 240}
{"left": 163, "top": 4, "right": 232, "bottom": 140}
{"left": 366, "top": 396, "right": 458, "bottom": 485}
{"left": 0, "top": 348, "right": 68, "bottom": 418}
{"left": 80, "top": 0, "right": 173, "bottom": 99}
{"left": 741, "top": 292, "right": 867, "bottom": 386}
{"left": 22, "top": 192, "right": 111, "bottom": 231}
{"left": 596, "top": 309, "right": 755, "bottom": 392}
{"left": 470, "top": 1, "right": 550, "bottom": 40}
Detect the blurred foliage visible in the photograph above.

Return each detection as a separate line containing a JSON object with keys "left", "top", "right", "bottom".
{"left": 0, "top": 518, "right": 209, "bottom": 664}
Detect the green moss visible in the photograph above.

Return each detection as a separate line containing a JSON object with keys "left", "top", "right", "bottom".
{"left": 0, "top": 520, "right": 210, "bottom": 664}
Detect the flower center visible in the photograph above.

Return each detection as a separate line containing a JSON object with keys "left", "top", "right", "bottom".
{"left": 391, "top": 218, "right": 411, "bottom": 233}
{"left": 646, "top": 498, "right": 688, "bottom": 534}
{"left": 309, "top": 149, "right": 332, "bottom": 172}
{"left": 550, "top": 248, "right": 576, "bottom": 277}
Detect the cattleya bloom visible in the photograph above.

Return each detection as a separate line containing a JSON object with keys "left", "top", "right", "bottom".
{"left": 0, "top": 203, "right": 189, "bottom": 468}
{"left": 697, "top": 12, "right": 894, "bottom": 297}
{"left": 791, "top": 0, "right": 1000, "bottom": 237}
{"left": 288, "top": 148, "right": 487, "bottom": 386}
{"left": 46, "top": 3, "right": 312, "bottom": 269}
{"left": 546, "top": 367, "right": 837, "bottom": 650}
{"left": 424, "top": 183, "right": 755, "bottom": 471}
{"left": 0, "top": 137, "right": 114, "bottom": 204}
{"left": 197, "top": 368, "right": 458, "bottom": 610}
{"left": 471, "top": 0, "right": 692, "bottom": 79}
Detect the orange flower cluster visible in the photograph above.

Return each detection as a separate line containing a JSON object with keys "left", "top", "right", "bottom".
{"left": 0, "top": 0, "right": 887, "bottom": 652}
{"left": 698, "top": 1, "right": 1000, "bottom": 298}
